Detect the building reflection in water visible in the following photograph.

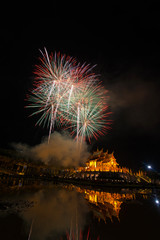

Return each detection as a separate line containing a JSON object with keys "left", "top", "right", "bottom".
{"left": 0, "top": 176, "right": 155, "bottom": 240}
{"left": 71, "top": 186, "right": 151, "bottom": 223}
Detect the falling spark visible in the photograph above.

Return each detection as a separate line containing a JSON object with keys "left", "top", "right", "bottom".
{"left": 28, "top": 218, "right": 35, "bottom": 240}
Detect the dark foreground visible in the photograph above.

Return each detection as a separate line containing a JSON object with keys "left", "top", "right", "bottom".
{"left": 0, "top": 177, "right": 160, "bottom": 240}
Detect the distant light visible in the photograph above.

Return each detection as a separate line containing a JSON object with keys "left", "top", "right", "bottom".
{"left": 147, "top": 165, "right": 152, "bottom": 169}
{"left": 155, "top": 199, "right": 159, "bottom": 205}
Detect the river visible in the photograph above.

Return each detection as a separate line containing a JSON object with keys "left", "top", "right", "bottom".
{"left": 0, "top": 178, "right": 160, "bottom": 240}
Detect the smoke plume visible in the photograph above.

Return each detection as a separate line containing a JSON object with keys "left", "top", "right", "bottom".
{"left": 106, "top": 72, "right": 160, "bottom": 134}
{"left": 12, "top": 131, "right": 90, "bottom": 167}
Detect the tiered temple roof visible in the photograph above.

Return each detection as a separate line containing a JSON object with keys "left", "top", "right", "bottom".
{"left": 85, "top": 148, "right": 119, "bottom": 172}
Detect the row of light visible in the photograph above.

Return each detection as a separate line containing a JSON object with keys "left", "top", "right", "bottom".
{"left": 146, "top": 165, "right": 160, "bottom": 206}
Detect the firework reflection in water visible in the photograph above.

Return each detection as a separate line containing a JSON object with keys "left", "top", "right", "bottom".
{"left": 65, "top": 227, "right": 100, "bottom": 240}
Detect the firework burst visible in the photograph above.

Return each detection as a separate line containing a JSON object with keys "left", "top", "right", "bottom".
{"left": 27, "top": 48, "right": 111, "bottom": 142}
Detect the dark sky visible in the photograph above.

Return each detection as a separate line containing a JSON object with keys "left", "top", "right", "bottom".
{"left": 1, "top": 2, "right": 160, "bottom": 170}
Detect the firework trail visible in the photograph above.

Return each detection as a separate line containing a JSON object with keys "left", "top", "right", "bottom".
{"left": 27, "top": 48, "right": 77, "bottom": 139}
{"left": 28, "top": 218, "right": 35, "bottom": 240}
{"left": 27, "top": 48, "right": 111, "bottom": 143}
{"left": 64, "top": 82, "right": 110, "bottom": 144}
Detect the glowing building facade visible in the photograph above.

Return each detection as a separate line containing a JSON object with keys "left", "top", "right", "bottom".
{"left": 85, "top": 148, "right": 127, "bottom": 173}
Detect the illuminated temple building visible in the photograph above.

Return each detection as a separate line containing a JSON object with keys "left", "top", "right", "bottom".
{"left": 76, "top": 148, "right": 152, "bottom": 183}
{"left": 85, "top": 148, "right": 128, "bottom": 173}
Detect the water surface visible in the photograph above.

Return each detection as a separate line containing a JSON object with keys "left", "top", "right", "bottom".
{"left": 0, "top": 178, "right": 160, "bottom": 240}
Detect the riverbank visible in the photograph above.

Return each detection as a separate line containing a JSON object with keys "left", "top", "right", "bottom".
{"left": 54, "top": 177, "right": 160, "bottom": 189}
{"left": 1, "top": 173, "right": 160, "bottom": 190}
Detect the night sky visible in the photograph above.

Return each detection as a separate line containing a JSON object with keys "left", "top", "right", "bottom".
{"left": 1, "top": 2, "right": 160, "bottom": 170}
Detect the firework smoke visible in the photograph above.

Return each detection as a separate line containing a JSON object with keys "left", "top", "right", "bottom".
{"left": 12, "top": 131, "right": 89, "bottom": 167}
